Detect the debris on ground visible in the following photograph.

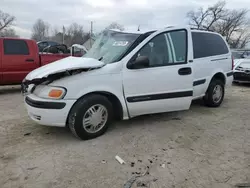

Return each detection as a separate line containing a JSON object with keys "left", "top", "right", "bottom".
{"left": 115, "top": 155, "right": 125, "bottom": 164}
{"left": 160, "top": 164, "right": 165, "bottom": 168}
{"left": 24, "top": 133, "right": 31, "bottom": 136}
{"left": 27, "top": 167, "right": 37, "bottom": 170}
{"left": 101, "top": 160, "right": 106, "bottom": 164}
{"left": 235, "top": 183, "right": 250, "bottom": 187}
{"left": 124, "top": 167, "right": 149, "bottom": 188}
{"left": 172, "top": 117, "right": 181, "bottom": 120}
{"left": 136, "top": 180, "right": 148, "bottom": 187}
{"left": 130, "top": 162, "right": 135, "bottom": 167}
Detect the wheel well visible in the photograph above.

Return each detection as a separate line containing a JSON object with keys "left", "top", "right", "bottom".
{"left": 78, "top": 91, "right": 123, "bottom": 120}
{"left": 211, "top": 72, "right": 226, "bottom": 85}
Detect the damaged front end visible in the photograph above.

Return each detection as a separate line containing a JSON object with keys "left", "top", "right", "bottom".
{"left": 21, "top": 56, "right": 106, "bottom": 95}
{"left": 21, "top": 68, "right": 96, "bottom": 95}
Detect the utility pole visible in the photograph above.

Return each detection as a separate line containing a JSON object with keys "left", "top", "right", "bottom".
{"left": 90, "top": 21, "right": 93, "bottom": 47}
{"left": 62, "top": 25, "right": 65, "bottom": 44}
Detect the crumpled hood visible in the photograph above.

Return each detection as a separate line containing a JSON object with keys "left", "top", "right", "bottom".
{"left": 25, "top": 56, "right": 105, "bottom": 80}
{"left": 234, "top": 59, "right": 250, "bottom": 70}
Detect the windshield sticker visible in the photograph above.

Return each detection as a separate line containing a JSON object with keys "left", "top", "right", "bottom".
{"left": 112, "top": 41, "right": 129, "bottom": 46}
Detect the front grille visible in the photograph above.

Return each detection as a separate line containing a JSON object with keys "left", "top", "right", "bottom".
{"left": 233, "top": 72, "right": 250, "bottom": 81}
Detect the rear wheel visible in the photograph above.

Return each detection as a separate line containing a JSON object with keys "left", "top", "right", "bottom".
{"left": 68, "top": 94, "right": 113, "bottom": 140}
{"left": 203, "top": 79, "right": 225, "bottom": 107}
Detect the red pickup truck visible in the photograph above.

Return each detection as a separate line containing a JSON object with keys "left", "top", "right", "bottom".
{"left": 0, "top": 37, "right": 72, "bottom": 85}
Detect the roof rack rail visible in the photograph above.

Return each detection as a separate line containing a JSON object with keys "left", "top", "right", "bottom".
{"left": 190, "top": 27, "right": 213, "bottom": 32}
{"left": 165, "top": 26, "right": 174, "bottom": 28}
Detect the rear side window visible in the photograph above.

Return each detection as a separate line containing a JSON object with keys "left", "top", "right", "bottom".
{"left": 192, "top": 32, "right": 229, "bottom": 59}
{"left": 3, "top": 39, "right": 29, "bottom": 55}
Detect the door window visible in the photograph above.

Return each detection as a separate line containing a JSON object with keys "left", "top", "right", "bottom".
{"left": 133, "top": 30, "right": 187, "bottom": 68}
{"left": 4, "top": 39, "right": 29, "bottom": 55}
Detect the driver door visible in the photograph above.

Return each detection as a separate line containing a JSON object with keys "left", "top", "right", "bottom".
{"left": 122, "top": 28, "right": 193, "bottom": 117}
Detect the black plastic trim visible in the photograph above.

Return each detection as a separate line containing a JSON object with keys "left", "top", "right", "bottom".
{"left": 25, "top": 96, "right": 66, "bottom": 109}
{"left": 211, "top": 57, "right": 228, "bottom": 62}
{"left": 126, "top": 91, "right": 193, "bottom": 103}
{"left": 193, "top": 79, "right": 206, "bottom": 86}
{"left": 227, "top": 71, "right": 233, "bottom": 77}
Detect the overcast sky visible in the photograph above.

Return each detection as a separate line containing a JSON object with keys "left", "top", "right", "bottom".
{"left": 1, "top": 0, "right": 250, "bottom": 38}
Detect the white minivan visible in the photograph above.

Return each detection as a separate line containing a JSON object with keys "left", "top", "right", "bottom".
{"left": 22, "top": 26, "right": 234, "bottom": 140}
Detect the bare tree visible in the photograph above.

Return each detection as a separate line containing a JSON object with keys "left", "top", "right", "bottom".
{"left": 66, "top": 23, "right": 88, "bottom": 45}
{"left": 50, "top": 23, "right": 89, "bottom": 46}
{"left": 105, "top": 22, "right": 125, "bottom": 31}
{"left": 0, "top": 10, "right": 15, "bottom": 31}
{"left": 187, "top": 1, "right": 250, "bottom": 48}
{"left": 0, "top": 28, "right": 19, "bottom": 37}
{"left": 31, "top": 19, "right": 50, "bottom": 41}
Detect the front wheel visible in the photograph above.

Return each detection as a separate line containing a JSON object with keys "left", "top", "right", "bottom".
{"left": 203, "top": 79, "right": 225, "bottom": 107}
{"left": 68, "top": 94, "right": 113, "bottom": 140}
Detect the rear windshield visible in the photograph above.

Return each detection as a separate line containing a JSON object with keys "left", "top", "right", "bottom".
{"left": 192, "top": 32, "right": 229, "bottom": 59}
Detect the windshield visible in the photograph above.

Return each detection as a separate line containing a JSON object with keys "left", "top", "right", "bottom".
{"left": 83, "top": 30, "right": 140, "bottom": 64}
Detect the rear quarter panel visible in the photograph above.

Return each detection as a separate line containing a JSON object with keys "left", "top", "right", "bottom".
{"left": 191, "top": 31, "right": 232, "bottom": 98}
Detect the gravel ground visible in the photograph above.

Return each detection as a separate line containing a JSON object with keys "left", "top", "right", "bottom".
{"left": 0, "top": 84, "right": 249, "bottom": 188}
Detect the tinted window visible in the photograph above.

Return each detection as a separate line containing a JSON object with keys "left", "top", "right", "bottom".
{"left": 134, "top": 30, "right": 187, "bottom": 68}
{"left": 192, "top": 32, "right": 229, "bottom": 59}
{"left": 4, "top": 39, "right": 29, "bottom": 55}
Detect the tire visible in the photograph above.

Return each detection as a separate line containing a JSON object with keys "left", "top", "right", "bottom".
{"left": 203, "top": 79, "right": 225, "bottom": 107}
{"left": 68, "top": 94, "right": 113, "bottom": 140}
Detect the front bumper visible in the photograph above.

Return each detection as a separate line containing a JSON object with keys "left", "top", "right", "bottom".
{"left": 233, "top": 71, "right": 250, "bottom": 83}
{"left": 24, "top": 94, "right": 76, "bottom": 127}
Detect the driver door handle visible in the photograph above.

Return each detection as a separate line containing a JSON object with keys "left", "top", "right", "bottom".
{"left": 178, "top": 67, "right": 192, "bottom": 75}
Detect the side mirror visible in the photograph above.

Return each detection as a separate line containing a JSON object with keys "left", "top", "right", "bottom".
{"left": 128, "top": 56, "right": 150, "bottom": 69}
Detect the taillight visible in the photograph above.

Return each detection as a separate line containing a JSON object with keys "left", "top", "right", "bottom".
{"left": 232, "top": 55, "right": 234, "bottom": 70}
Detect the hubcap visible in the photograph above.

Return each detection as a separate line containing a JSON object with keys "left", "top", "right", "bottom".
{"left": 82, "top": 104, "right": 108, "bottom": 133}
{"left": 212, "top": 85, "right": 223, "bottom": 103}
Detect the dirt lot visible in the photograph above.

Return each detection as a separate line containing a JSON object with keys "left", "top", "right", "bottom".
{"left": 0, "top": 84, "right": 249, "bottom": 188}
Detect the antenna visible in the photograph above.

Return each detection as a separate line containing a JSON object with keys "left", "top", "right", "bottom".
{"left": 137, "top": 25, "right": 140, "bottom": 31}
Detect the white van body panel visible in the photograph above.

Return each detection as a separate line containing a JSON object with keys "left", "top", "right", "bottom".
{"left": 23, "top": 26, "right": 233, "bottom": 128}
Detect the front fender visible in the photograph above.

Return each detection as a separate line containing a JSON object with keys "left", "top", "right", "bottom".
{"left": 59, "top": 73, "right": 129, "bottom": 120}
{"left": 74, "top": 86, "right": 129, "bottom": 120}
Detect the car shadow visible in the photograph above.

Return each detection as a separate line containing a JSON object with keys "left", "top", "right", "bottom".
{"left": 232, "top": 82, "right": 250, "bottom": 87}
{"left": 0, "top": 86, "right": 21, "bottom": 95}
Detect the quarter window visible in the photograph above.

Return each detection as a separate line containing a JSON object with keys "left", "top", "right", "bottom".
{"left": 134, "top": 30, "right": 187, "bottom": 68}
{"left": 192, "top": 32, "right": 229, "bottom": 59}
{"left": 4, "top": 39, "right": 29, "bottom": 55}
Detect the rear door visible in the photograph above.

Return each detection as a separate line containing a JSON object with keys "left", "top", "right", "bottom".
{"left": 123, "top": 27, "right": 194, "bottom": 117}
{"left": 1, "top": 39, "right": 39, "bottom": 84}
